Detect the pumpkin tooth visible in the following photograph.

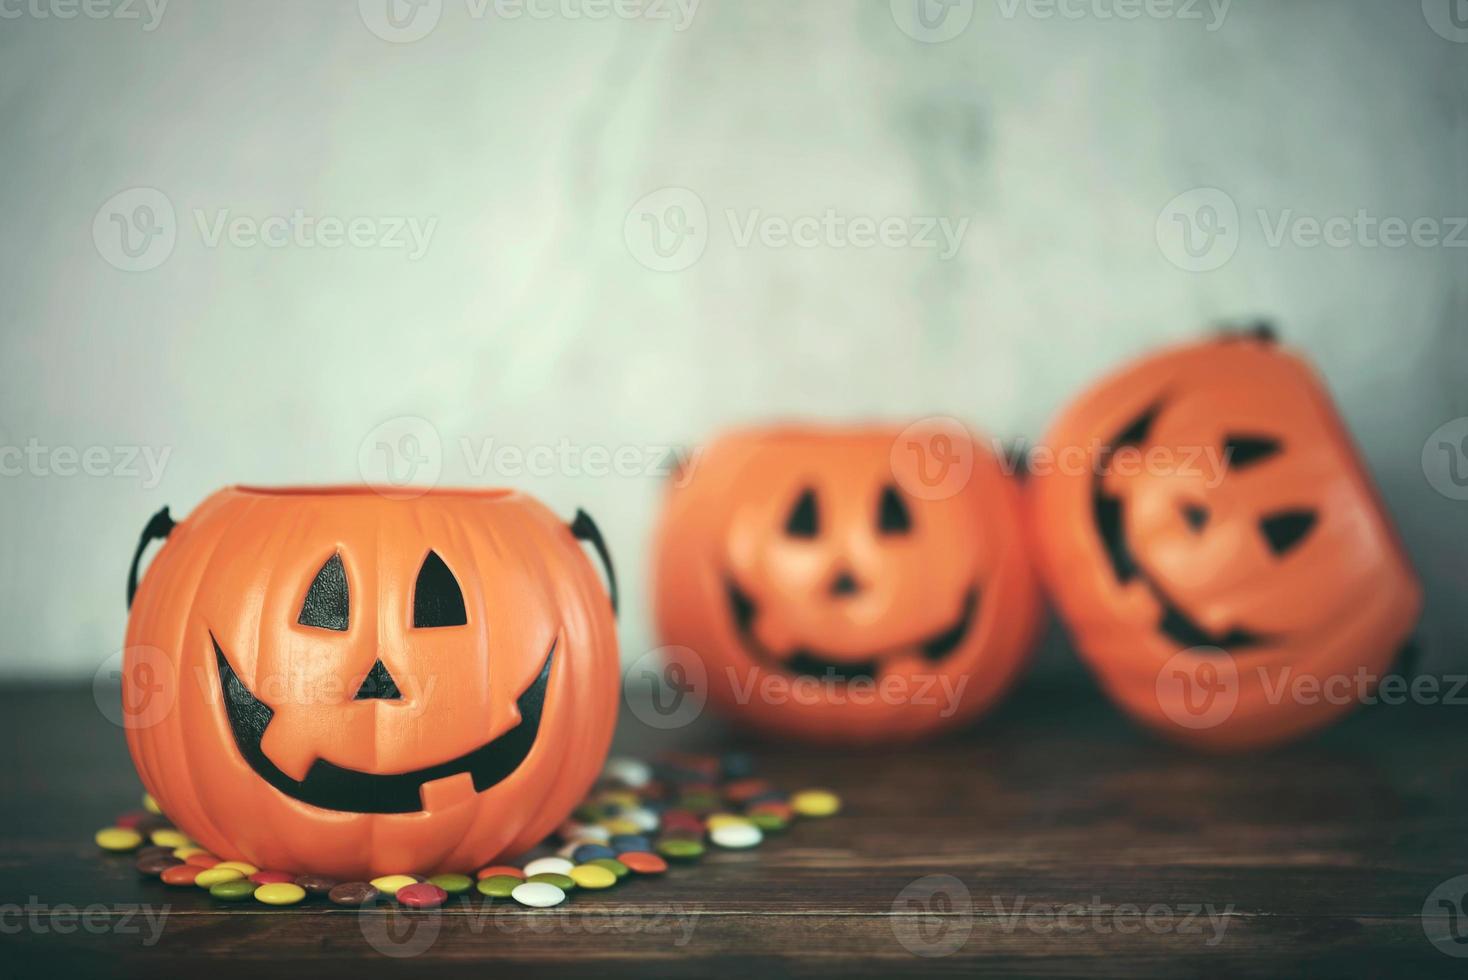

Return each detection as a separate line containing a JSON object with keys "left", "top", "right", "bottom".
{"left": 259, "top": 718, "right": 316, "bottom": 783}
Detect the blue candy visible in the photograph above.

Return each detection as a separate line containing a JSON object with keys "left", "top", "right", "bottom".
{"left": 610, "top": 834, "right": 652, "bottom": 854}
{"left": 572, "top": 843, "right": 618, "bottom": 863}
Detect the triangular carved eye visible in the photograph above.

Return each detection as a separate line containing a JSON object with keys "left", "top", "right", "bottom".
{"left": 1225, "top": 434, "right": 1282, "bottom": 470}
{"left": 1260, "top": 509, "right": 1317, "bottom": 557}
{"left": 878, "top": 485, "right": 911, "bottom": 534}
{"left": 414, "top": 551, "right": 467, "bottom": 628}
{"left": 299, "top": 553, "right": 349, "bottom": 631}
{"left": 785, "top": 488, "right": 819, "bottom": 538}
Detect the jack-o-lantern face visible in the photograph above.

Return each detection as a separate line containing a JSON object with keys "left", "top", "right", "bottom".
{"left": 652, "top": 424, "right": 1041, "bottom": 743}
{"left": 1030, "top": 332, "right": 1421, "bottom": 750}
{"left": 123, "top": 487, "right": 618, "bottom": 877}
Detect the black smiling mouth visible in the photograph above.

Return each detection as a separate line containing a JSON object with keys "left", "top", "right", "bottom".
{"left": 1092, "top": 403, "right": 1273, "bottom": 654}
{"left": 724, "top": 579, "right": 980, "bottom": 683}
{"left": 212, "top": 632, "right": 553, "bottom": 814}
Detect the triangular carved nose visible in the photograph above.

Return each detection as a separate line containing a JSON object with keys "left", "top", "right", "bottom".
{"left": 354, "top": 659, "right": 402, "bottom": 701}
{"left": 829, "top": 569, "right": 862, "bottom": 598}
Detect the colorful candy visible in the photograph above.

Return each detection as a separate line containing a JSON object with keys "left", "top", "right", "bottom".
{"left": 209, "top": 879, "right": 257, "bottom": 901}
{"left": 396, "top": 883, "right": 448, "bottom": 908}
{"left": 115, "top": 752, "right": 838, "bottom": 914}
{"left": 568, "top": 864, "right": 617, "bottom": 890}
{"left": 328, "top": 882, "right": 379, "bottom": 906}
{"left": 369, "top": 874, "right": 419, "bottom": 896}
{"left": 791, "top": 789, "right": 841, "bottom": 817}
{"left": 95, "top": 827, "right": 143, "bottom": 852}
{"left": 255, "top": 883, "right": 307, "bottom": 906}
{"left": 476, "top": 874, "right": 521, "bottom": 899}
{"left": 511, "top": 881, "right": 565, "bottom": 908}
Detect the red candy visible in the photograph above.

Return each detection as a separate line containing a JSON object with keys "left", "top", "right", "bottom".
{"left": 661, "top": 810, "right": 704, "bottom": 833}
{"left": 250, "top": 870, "right": 296, "bottom": 884}
{"left": 396, "top": 883, "right": 448, "bottom": 908}
{"left": 724, "top": 779, "right": 773, "bottom": 804}
{"left": 115, "top": 811, "right": 150, "bottom": 829}
{"left": 749, "top": 801, "right": 794, "bottom": 821}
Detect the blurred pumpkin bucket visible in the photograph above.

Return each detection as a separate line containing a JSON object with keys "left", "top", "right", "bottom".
{"left": 1028, "top": 328, "right": 1421, "bottom": 750}
{"left": 651, "top": 421, "right": 1042, "bottom": 744}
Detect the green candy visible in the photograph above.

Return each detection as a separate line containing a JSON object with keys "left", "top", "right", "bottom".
{"left": 678, "top": 791, "right": 719, "bottom": 811}
{"left": 428, "top": 873, "right": 473, "bottom": 895}
{"left": 527, "top": 872, "right": 576, "bottom": 890}
{"left": 476, "top": 875, "right": 521, "bottom": 899}
{"left": 749, "top": 811, "right": 787, "bottom": 833}
{"left": 657, "top": 838, "right": 705, "bottom": 862}
{"left": 209, "top": 879, "right": 257, "bottom": 901}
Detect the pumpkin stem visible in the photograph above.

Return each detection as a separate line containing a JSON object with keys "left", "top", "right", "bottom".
{"left": 570, "top": 509, "right": 618, "bottom": 617}
{"left": 127, "top": 506, "right": 175, "bottom": 609}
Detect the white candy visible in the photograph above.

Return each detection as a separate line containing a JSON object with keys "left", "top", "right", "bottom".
{"left": 511, "top": 881, "right": 566, "bottom": 908}
{"left": 710, "top": 822, "right": 763, "bottom": 849}
{"left": 602, "top": 756, "right": 652, "bottom": 788}
{"left": 522, "top": 856, "right": 575, "bottom": 877}
{"left": 557, "top": 821, "right": 610, "bottom": 843}
{"left": 626, "top": 807, "right": 660, "bottom": 833}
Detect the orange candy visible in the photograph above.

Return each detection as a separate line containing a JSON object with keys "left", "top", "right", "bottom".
{"left": 475, "top": 865, "right": 526, "bottom": 880}
{"left": 618, "top": 852, "right": 668, "bottom": 875}
{"left": 160, "top": 864, "right": 201, "bottom": 886}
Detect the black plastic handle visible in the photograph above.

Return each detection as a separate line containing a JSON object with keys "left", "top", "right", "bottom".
{"left": 1217, "top": 319, "right": 1277, "bottom": 342}
{"left": 570, "top": 509, "right": 618, "bottom": 617}
{"left": 127, "top": 506, "right": 175, "bottom": 609}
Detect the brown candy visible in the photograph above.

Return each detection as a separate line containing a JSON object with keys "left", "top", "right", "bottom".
{"left": 135, "top": 853, "right": 183, "bottom": 875}
{"left": 328, "top": 881, "right": 379, "bottom": 906}
{"left": 294, "top": 874, "right": 339, "bottom": 896}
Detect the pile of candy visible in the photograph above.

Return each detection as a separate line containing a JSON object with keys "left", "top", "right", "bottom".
{"left": 95, "top": 752, "right": 841, "bottom": 910}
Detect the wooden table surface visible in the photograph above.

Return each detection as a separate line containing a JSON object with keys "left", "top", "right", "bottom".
{"left": 5, "top": 676, "right": 1467, "bottom": 977}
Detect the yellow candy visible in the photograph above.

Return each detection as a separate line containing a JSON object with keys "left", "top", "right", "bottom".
{"left": 173, "top": 846, "right": 206, "bottom": 859}
{"left": 370, "top": 874, "right": 419, "bottom": 896}
{"left": 597, "top": 790, "right": 639, "bottom": 809}
{"left": 704, "top": 813, "right": 748, "bottom": 830}
{"left": 254, "top": 883, "right": 306, "bottom": 906}
{"left": 599, "top": 818, "right": 640, "bottom": 836}
{"left": 95, "top": 827, "right": 143, "bottom": 851}
{"left": 214, "top": 861, "right": 259, "bottom": 876}
{"left": 195, "top": 867, "right": 244, "bottom": 888}
{"left": 143, "top": 792, "right": 162, "bottom": 815}
{"left": 791, "top": 789, "right": 841, "bottom": 818}
{"left": 568, "top": 864, "right": 617, "bottom": 890}
{"left": 150, "top": 829, "right": 190, "bottom": 849}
